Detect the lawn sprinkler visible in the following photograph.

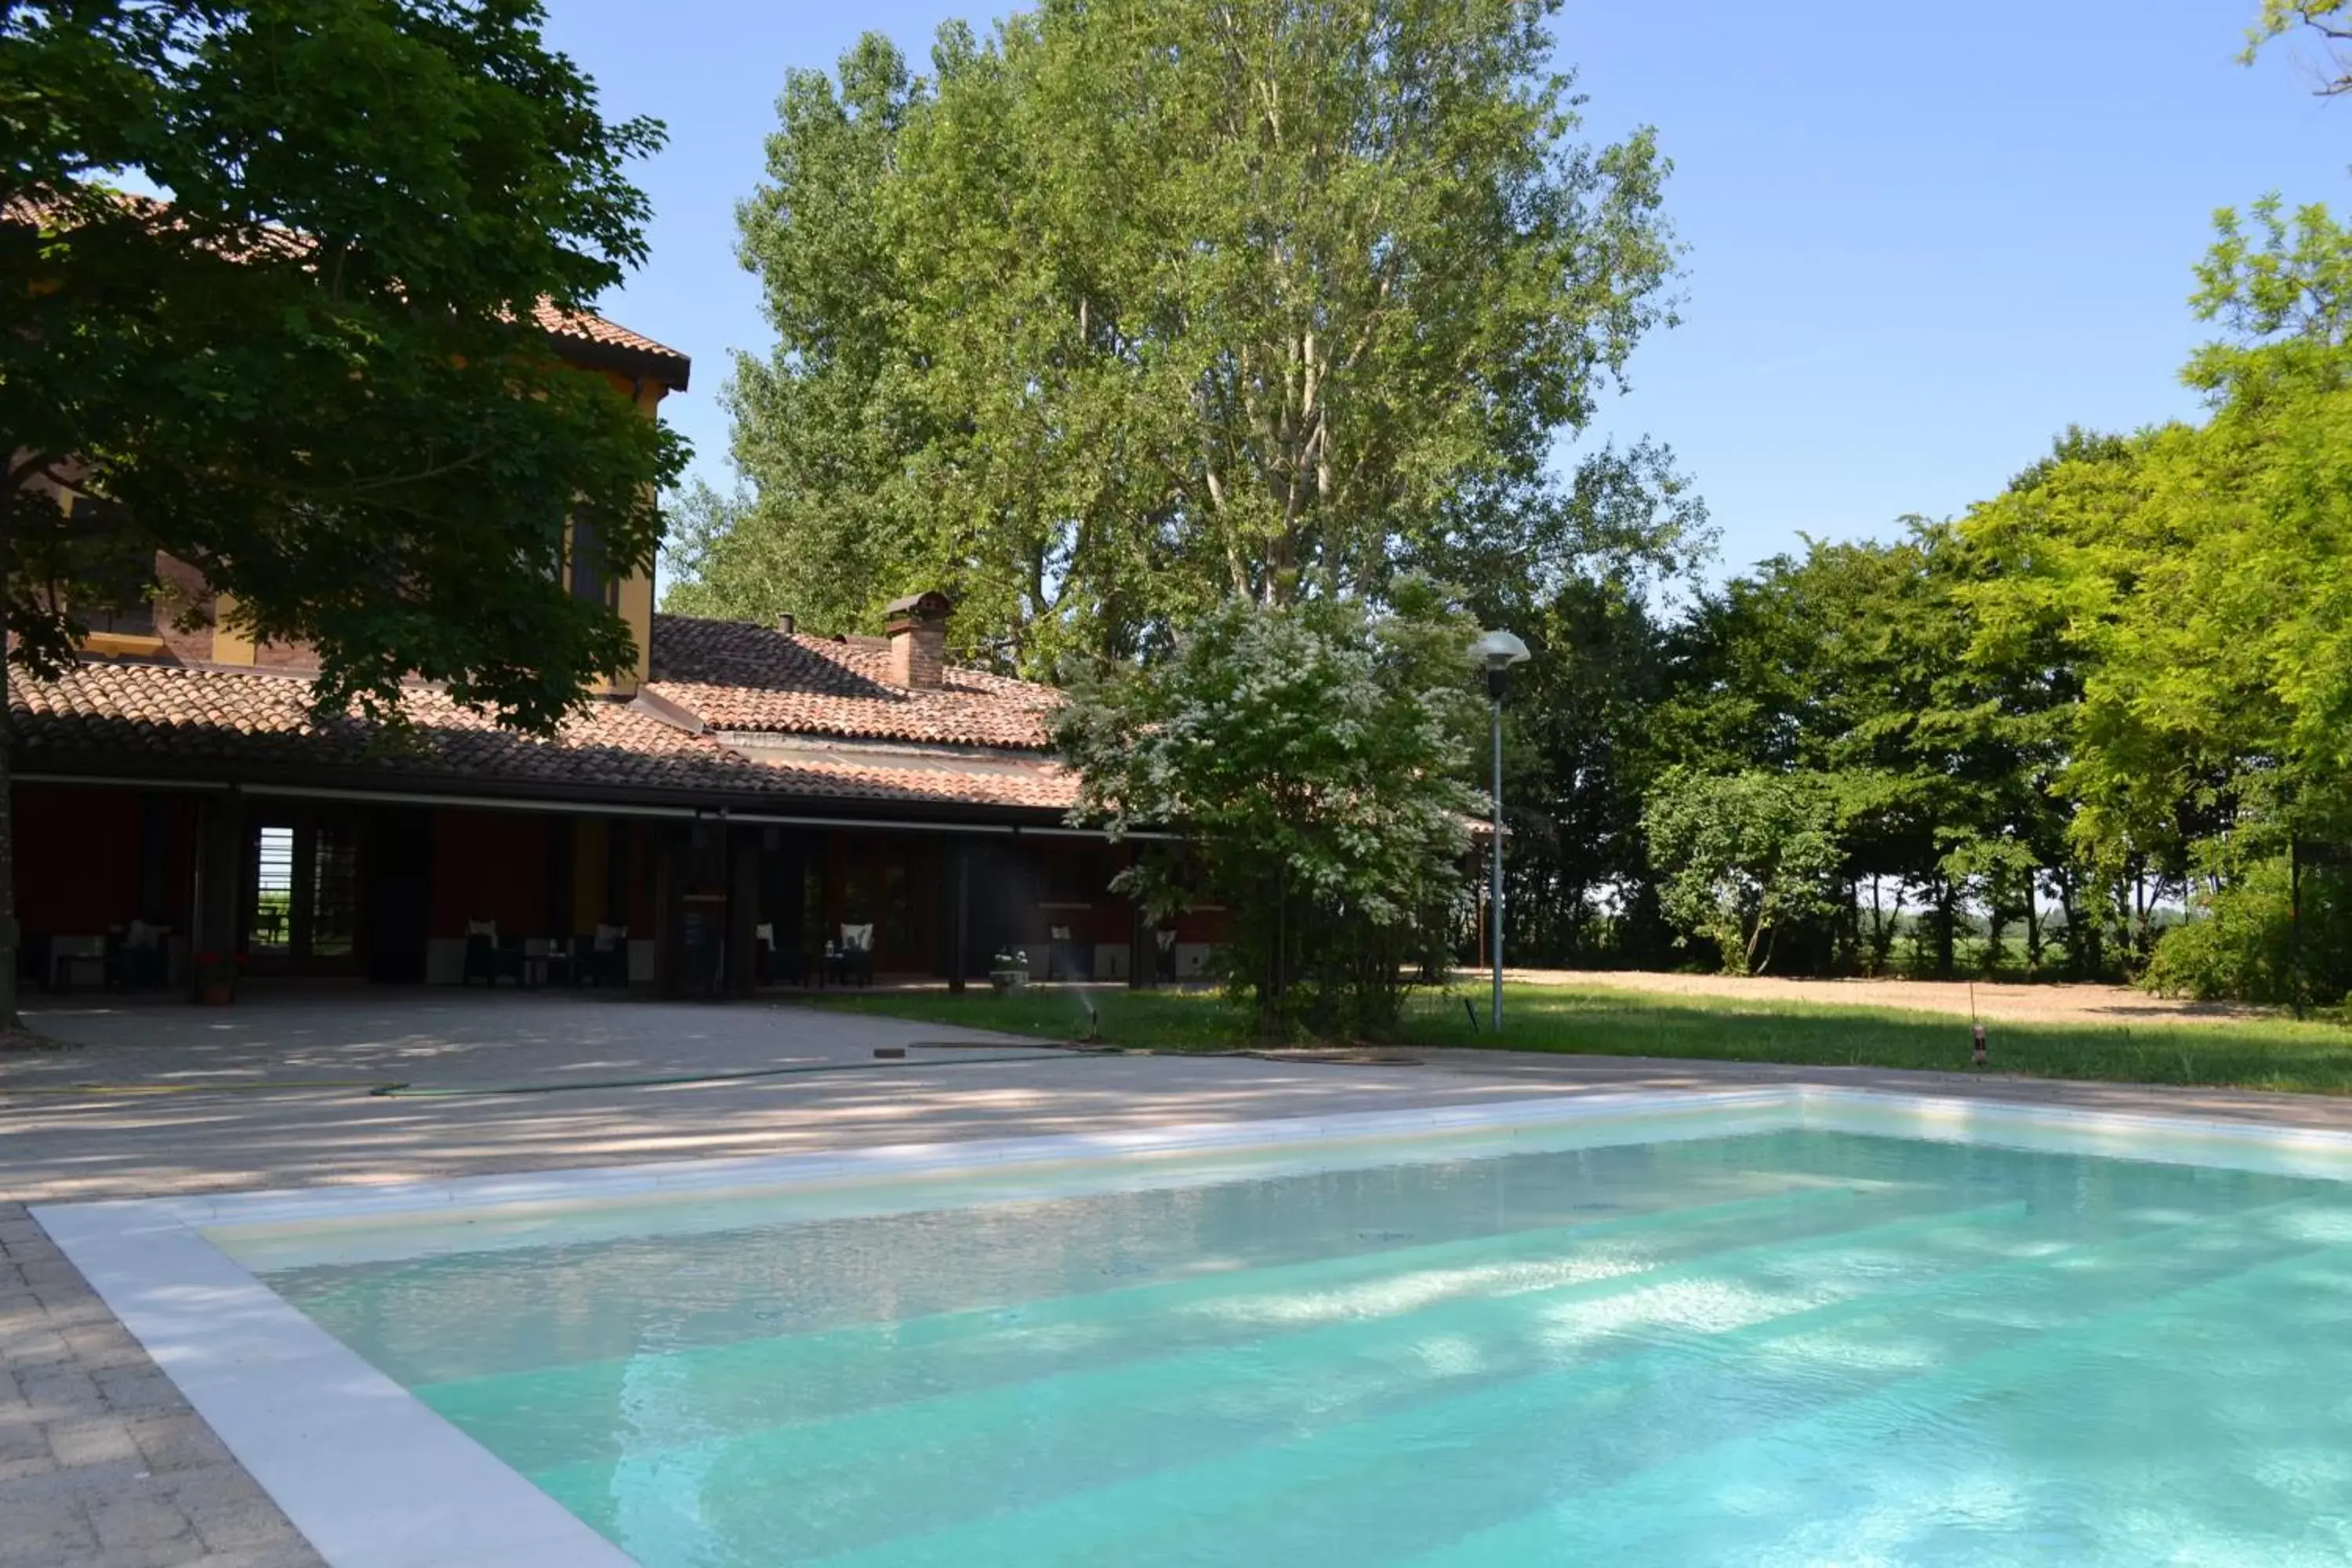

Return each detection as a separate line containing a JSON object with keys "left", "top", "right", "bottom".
{"left": 1970, "top": 982, "right": 1987, "bottom": 1069}
{"left": 1972, "top": 1022, "right": 1987, "bottom": 1069}
{"left": 1082, "top": 997, "right": 1101, "bottom": 1044}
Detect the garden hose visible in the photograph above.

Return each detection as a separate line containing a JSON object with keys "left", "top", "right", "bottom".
{"left": 0, "top": 1079, "right": 402, "bottom": 1096}
{"left": 369, "top": 1048, "right": 1086, "bottom": 1098}
{"left": 0, "top": 1040, "right": 1417, "bottom": 1102}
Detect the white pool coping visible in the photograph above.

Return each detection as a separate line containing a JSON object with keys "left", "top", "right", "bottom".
{"left": 37, "top": 1084, "right": 2352, "bottom": 1568}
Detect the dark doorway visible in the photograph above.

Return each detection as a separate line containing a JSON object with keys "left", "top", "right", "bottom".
{"left": 829, "top": 833, "right": 940, "bottom": 973}
{"left": 363, "top": 809, "right": 432, "bottom": 982}
{"left": 963, "top": 840, "right": 1031, "bottom": 979}
{"left": 667, "top": 822, "right": 730, "bottom": 999}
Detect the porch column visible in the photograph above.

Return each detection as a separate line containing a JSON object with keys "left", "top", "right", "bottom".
{"left": 1129, "top": 891, "right": 1149, "bottom": 990}
{"left": 728, "top": 825, "right": 760, "bottom": 996}
{"left": 655, "top": 822, "right": 684, "bottom": 998}
{"left": 948, "top": 840, "right": 971, "bottom": 993}
{"left": 191, "top": 789, "right": 242, "bottom": 985}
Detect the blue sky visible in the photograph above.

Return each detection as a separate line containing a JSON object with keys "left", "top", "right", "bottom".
{"left": 542, "top": 0, "right": 2352, "bottom": 578}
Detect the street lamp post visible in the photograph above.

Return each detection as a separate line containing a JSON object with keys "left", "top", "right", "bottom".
{"left": 1468, "top": 630, "right": 1529, "bottom": 1033}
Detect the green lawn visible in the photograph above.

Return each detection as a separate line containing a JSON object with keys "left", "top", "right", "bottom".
{"left": 803, "top": 981, "right": 2352, "bottom": 1095}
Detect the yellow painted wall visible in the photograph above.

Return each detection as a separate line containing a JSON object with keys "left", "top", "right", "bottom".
{"left": 211, "top": 593, "right": 256, "bottom": 664}
{"left": 80, "top": 631, "right": 165, "bottom": 659}
{"left": 131, "top": 368, "right": 671, "bottom": 688}
{"left": 588, "top": 373, "right": 666, "bottom": 695}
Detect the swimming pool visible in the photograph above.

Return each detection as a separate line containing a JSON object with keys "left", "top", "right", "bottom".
{"left": 42, "top": 1091, "right": 2352, "bottom": 1566}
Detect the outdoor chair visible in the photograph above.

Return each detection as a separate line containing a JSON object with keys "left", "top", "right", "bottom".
{"left": 49, "top": 936, "right": 105, "bottom": 993}
{"left": 754, "top": 923, "right": 807, "bottom": 986}
{"left": 105, "top": 920, "right": 170, "bottom": 991}
{"left": 831, "top": 923, "right": 874, "bottom": 987}
{"left": 16, "top": 934, "right": 50, "bottom": 994}
{"left": 461, "top": 921, "right": 524, "bottom": 986}
{"left": 573, "top": 924, "right": 629, "bottom": 987}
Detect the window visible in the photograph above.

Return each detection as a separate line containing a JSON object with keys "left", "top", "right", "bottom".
{"left": 252, "top": 827, "right": 294, "bottom": 953}
{"left": 571, "top": 517, "right": 618, "bottom": 609}
{"left": 246, "top": 814, "right": 361, "bottom": 972}
{"left": 309, "top": 821, "right": 358, "bottom": 959}
{"left": 64, "top": 498, "right": 158, "bottom": 637}
{"left": 84, "top": 581, "right": 157, "bottom": 637}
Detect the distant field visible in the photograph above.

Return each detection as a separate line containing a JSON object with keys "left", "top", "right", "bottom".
{"left": 1501, "top": 969, "right": 2267, "bottom": 1028}
{"left": 805, "top": 978, "right": 2352, "bottom": 1096}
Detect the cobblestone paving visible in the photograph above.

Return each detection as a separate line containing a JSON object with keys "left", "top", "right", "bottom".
{"left": 0, "top": 1203, "right": 321, "bottom": 1568}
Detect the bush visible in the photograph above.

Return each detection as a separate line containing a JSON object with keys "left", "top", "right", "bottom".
{"left": 1643, "top": 768, "right": 1845, "bottom": 975}
{"left": 1056, "top": 585, "right": 1481, "bottom": 1040}
{"left": 2147, "top": 857, "right": 2352, "bottom": 1006}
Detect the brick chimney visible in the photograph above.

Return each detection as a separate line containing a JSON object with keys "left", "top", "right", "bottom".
{"left": 884, "top": 590, "right": 953, "bottom": 690}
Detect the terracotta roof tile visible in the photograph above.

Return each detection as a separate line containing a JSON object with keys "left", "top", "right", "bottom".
{"left": 13, "top": 659, "right": 1073, "bottom": 813}
{"left": 646, "top": 615, "right": 1060, "bottom": 750}
{"left": 731, "top": 751, "right": 1078, "bottom": 811}
{"left": 7, "top": 191, "right": 688, "bottom": 389}
{"left": 13, "top": 659, "right": 764, "bottom": 791}
{"left": 528, "top": 300, "right": 691, "bottom": 387}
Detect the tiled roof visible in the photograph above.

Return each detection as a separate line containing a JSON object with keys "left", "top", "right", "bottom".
{"left": 528, "top": 299, "right": 680, "bottom": 359}
{"left": 528, "top": 300, "right": 691, "bottom": 389}
{"left": 731, "top": 750, "right": 1076, "bottom": 811}
{"left": 12, "top": 659, "right": 1073, "bottom": 812}
{"left": 646, "top": 615, "right": 1061, "bottom": 750}
{"left": 13, "top": 659, "right": 768, "bottom": 793}
{"left": 6, "top": 191, "right": 688, "bottom": 390}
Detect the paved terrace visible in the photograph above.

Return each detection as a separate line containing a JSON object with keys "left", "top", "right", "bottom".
{"left": 10, "top": 990, "right": 2352, "bottom": 1566}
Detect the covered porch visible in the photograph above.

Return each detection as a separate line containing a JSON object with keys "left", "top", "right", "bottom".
{"left": 13, "top": 779, "right": 1189, "bottom": 1001}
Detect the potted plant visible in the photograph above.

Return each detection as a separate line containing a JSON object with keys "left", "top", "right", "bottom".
{"left": 988, "top": 948, "right": 1030, "bottom": 996}
{"left": 194, "top": 950, "right": 245, "bottom": 1005}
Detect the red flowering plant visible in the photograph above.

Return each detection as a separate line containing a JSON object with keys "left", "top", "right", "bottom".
{"left": 194, "top": 952, "right": 247, "bottom": 986}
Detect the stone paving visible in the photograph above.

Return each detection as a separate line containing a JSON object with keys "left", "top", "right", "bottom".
{"left": 13, "top": 990, "right": 2352, "bottom": 1566}
{"left": 0, "top": 1205, "right": 320, "bottom": 1567}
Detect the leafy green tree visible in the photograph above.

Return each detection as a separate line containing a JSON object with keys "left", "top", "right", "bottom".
{"left": 2247, "top": 1, "right": 2352, "bottom": 93}
{"left": 2, "top": 0, "right": 681, "bottom": 1017}
{"left": 1963, "top": 196, "right": 2352, "bottom": 996}
{"left": 1056, "top": 583, "right": 1480, "bottom": 1039}
{"left": 1490, "top": 576, "right": 1677, "bottom": 964}
{"left": 694, "top": 0, "right": 1681, "bottom": 673}
{"left": 1646, "top": 524, "right": 2073, "bottom": 979}
{"left": 1446, "top": 437, "right": 1709, "bottom": 968}
{"left": 2145, "top": 855, "right": 2352, "bottom": 1007}
{"left": 1642, "top": 767, "right": 1844, "bottom": 975}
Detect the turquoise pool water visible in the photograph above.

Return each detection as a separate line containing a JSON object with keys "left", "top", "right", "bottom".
{"left": 259, "top": 1127, "right": 2352, "bottom": 1566}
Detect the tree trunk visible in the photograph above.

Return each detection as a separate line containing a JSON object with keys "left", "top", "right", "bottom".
{"left": 0, "top": 489, "right": 16, "bottom": 1029}
{"left": 2056, "top": 871, "right": 2085, "bottom": 979}
{"left": 1935, "top": 880, "right": 1958, "bottom": 980}
{"left": 1261, "top": 862, "right": 1287, "bottom": 1040}
{"left": 2132, "top": 869, "right": 2152, "bottom": 967}
{"left": 2024, "top": 882, "right": 2042, "bottom": 981}
{"left": 1981, "top": 877, "right": 2007, "bottom": 979}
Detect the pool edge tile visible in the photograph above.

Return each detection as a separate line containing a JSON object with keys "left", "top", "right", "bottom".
{"left": 29, "top": 1198, "right": 637, "bottom": 1568}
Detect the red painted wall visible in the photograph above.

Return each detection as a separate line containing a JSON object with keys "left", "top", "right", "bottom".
{"left": 16, "top": 786, "right": 162, "bottom": 935}
{"left": 427, "top": 808, "right": 558, "bottom": 937}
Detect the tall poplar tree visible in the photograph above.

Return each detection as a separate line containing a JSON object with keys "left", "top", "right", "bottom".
{"left": 684, "top": 0, "right": 1685, "bottom": 673}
